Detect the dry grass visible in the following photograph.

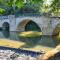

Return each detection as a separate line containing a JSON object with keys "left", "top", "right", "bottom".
{"left": 0, "top": 39, "right": 25, "bottom": 48}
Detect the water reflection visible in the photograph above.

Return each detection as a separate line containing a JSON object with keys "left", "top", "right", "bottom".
{"left": 0, "top": 31, "right": 58, "bottom": 48}
{"left": 53, "top": 37, "right": 60, "bottom": 46}
{"left": 2, "top": 31, "right": 10, "bottom": 38}
{"left": 18, "top": 37, "right": 42, "bottom": 48}
{"left": 0, "top": 28, "right": 2, "bottom": 31}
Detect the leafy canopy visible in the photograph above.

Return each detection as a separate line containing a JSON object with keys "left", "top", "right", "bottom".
{"left": 0, "top": 0, "right": 60, "bottom": 16}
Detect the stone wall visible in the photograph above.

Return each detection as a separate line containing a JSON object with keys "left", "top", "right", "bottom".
{"left": 0, "top": 15, "right": 60, "bottom": 35}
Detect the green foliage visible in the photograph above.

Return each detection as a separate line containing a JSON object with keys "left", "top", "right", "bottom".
{"left": 1, "top": 0, "right": 60, "bottom": 16}
{"left": 50, "top": 0, "right": 60, "bottom": 16}
{"left": 15, "top": 0, "right": 24, "bottom": 8}
{"left": 29, "top": 0, "right": 43, "bottom": 12}
{"left": 0, "top": 0, "right": 44, "bottom": 15}
{"left": 0, "top": 8, "right": 5, "bottom": 14}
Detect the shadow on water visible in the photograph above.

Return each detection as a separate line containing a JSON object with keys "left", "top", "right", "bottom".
{"left": 52, "top": 36, "right": 60, "bottom": 46}
{"left": 0, "top": 28, "right": 2, "bottom": 31}
{"left": 18, "top": 37, "right": 42, "bottom": 48}
{"left": 2, "top": 31, "right": 10, "bottom": 38}
{"left": 4, "top": 31, "right": 60, "bottom": 49}
{"left": 0, "top": 31, "right": 57, "bottom": 49}
{"left": 2, "top": 22, "right": 10, "bottom": 38}
{"left": 18, "top": 35, "right": 56, "bottom": 48}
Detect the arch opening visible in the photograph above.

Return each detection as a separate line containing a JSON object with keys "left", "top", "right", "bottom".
{"left": 25, "top": 21, "right": 41, "bottom": 31}
{"left": 17, "top": 20, "right": 41, "bottom": 32}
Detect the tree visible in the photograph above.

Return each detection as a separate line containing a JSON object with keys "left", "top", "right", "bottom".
{"left": 29, "top": 0, "right": 43, "bottom": 13}
{"left": 0, "top": 8, "right": 5, "bottom": 15}
{"left": 50, "top": 0, "right": 60, "bottom": 16}
{"left": 0, "top": 0, "right": 26, "bottom": 15}
{"left": 1, "top": 0, "right": 60, "bottom": 16}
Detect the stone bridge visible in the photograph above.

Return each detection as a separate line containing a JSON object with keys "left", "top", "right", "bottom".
{"left": 0, "top": 15, "right": 60, "bottom": 35}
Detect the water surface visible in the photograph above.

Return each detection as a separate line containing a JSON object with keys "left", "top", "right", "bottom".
{"left": 0, "top": 31, "right": 58, "bottom": 52}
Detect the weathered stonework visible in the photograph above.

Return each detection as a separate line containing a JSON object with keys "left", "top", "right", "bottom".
{"left": 0, "top": 15, "right": 60, "bottom": 35}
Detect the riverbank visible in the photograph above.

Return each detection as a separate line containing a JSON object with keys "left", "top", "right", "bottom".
{"left": 0, "top": 39, "right": 25, "bottom": 48}
{"left": 0, "top": 39, "right": 54, "bottom": 53}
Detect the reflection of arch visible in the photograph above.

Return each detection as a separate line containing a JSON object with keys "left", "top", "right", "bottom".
{"left": 53, "top": 24, "right": 60, "bottom": 36}
{"left": 17, "top": 19, "right": 41, "bottom": 32}
{"left": 2, "top": 22, "right": 10, "bottom": 31}
{"left": 2, "top": 22, "right": 10, "bottom": 38}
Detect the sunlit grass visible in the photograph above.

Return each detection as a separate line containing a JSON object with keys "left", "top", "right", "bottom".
{"left": 0, "top": 39, "right": 25, "bottom": 48}
{"left": 18, "top": 31, "right": 43, "bottom": 38}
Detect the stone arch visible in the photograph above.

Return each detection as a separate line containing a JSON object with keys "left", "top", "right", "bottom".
{"left": 52, "top": 23, "right": 60, "bottom": 45}
{"left": 52, "top": 23, "right": 60, "bottom": 36}
{"left": 2, "top": 22, "right": 10, "bottom": 31}
{"left": 53, "top": 24, "right": 60, "bottom": 36}
{"left": 17, "top": 19, "right": 41, "bottom": 32}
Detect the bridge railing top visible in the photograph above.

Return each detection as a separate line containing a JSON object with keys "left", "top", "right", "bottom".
{"left": 15, "top": 13, "right": 42, "bottom": 17}
{"left": 0, "top": 15, "right": 15, "bottom": 20}
{"left": 0, "top": 14, "right": 60, "bottom": 20}
{"left": 0, "top": 13, "right": 42, "bottom": 20}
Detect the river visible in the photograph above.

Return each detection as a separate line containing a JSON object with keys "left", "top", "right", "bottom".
{"left": 0, "top": 31, "right": 59, "bottom": 52}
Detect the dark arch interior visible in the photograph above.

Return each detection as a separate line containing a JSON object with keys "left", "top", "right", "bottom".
{"left": 25, "top": 21, "right": 41, "bottom": 31}
{"left": 2, "top": 22, "right": 10, "bottom": 38}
